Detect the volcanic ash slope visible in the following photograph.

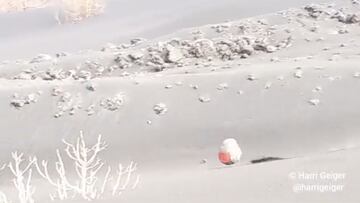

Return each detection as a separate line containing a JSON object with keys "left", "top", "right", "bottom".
{"left": 1, "top": 1, "right": 360, "bottom": 202}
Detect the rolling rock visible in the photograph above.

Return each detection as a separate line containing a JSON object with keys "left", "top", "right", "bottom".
{"left": 218, "top": 138, "right": 242, "bottom": 165}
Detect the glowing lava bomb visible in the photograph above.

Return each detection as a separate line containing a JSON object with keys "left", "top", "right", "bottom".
{"left": 218, "top": 138, "right": 242, "bottom": 165}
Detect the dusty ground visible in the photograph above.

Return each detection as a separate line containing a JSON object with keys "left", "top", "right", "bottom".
{"left": 0, "top": 0, "right": 360, "bottom": 202}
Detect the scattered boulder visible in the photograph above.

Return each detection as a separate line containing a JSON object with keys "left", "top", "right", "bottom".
{"left": 10, "top": 99, "right": 26, "bottom": 109}
{"left": 308, "top": 99, "right": 320, "bottom": 106}
{"left": 175, "top": 81, "right": 183, "bottom": 86}
{"left": 100, "top": 93, "right": 126, "bottom": 111}
{"left": 128, "top": 52, "right": 144, "bottom": 61}
{"left": 130, "top": 38, "right": 147, "bottom": 46}
{"left": 85, "top": 83, "right": 96, "bottom": 91}
{"left": 74, "top": 70, "right": 92, "bottom": 81}
{"left": 334, "top": 12, "right": 360, "bottom": 24}
{"left": 199, "top": 96, "right": 211, "bottom": 103}
{"left": 200, "top": 159, "right": 208, "bottom": 164}
{"left": 54, "top": 92, "right": 82, "bottom": 118}
{"left": 294, "top": 69, "right": 303, "bottom": 78}
{"left": 55, "top": 52, "right": 69, "bottom": 58}
{"left": 237, "top": 90, "right": 244, "bottom": 95}
{"left": 30, "top": 54, "right": 53, "bottom": 63}
{"left": 10, "top": 93, "right": 39, "bottom": 109}
{"left": 153, "top": 103, "right": 168, "bottom": 115}
{"left": 304, "top": 3, "right": 360, "bottom": 24}
{"left": 187, "top": 39, "right": 216, "bottom": 58}
{"left": 85, "top": 104, "right": 96, "bottom": 116}
{"left": 264, "top": 82, "right": 272, "bottom": 89}
{"left": 13, "top": 72, "right": 33, "bottom": 80}
{"left": 211, "top": 23, "right": 231, "bottom": 33}
{"left": 304, "top": 4, "right": 337, "bottom": 19}
{"left": 41, "top": 68, "right": 64, "bottom": 80}
{"left": 51, "top": 87, "right": 63, "bottom": 96}
{"left": 114, "top": 55, "right": 132, "bottom": 69}
{"left": 247, "top": 74, "right": 257, "bottom": 81}
{"left": 217, "top": 83, "right": 229, "bottom": 90}
{"left": 164, "top": 45, "right": 184, "bottom": 63}
{"left": 312, "top": 86, "right": 322, "bottom": 92}
{"left": 265, "top": 45, "right": 277, "bottom": 53}
{"left": 270, "top": 57, "right": 280, "bottom": 62}
{"left": 101, "top": 43, "right": 119, "bottom": 52}
{"left": 353, "top": 72, "right": 360, "bottom": 78}
{"left": 190, "top": 84, "right": 199, "bottom": 90}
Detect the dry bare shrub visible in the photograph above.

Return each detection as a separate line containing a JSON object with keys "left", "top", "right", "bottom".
{"left": 0, "top": 0, "right": 48, "bottom": 12}
{"left": 8, "top": 152, "right": 36, "bottom": 203}
{"left": 35, "top": 131, "right": 140, "bottom": 201}
{"left": 0, "top": 164, "right": 9, "bottom": 203}
{"left": 56, "top": 0, "right": 105, "bottom": 24}
{"left": 0, "top": 0, "right": 105, "bottom": 23}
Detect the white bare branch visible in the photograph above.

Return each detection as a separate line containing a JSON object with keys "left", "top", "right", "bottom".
{"left": 112, "top": 161, "right": 138, "bottom": 196}
{"left": 36, "top": 131, "right": 139, "bottom": 201}
{"left": 0, "top": 164, "right": 5, "bottom": 171}
{"left": 8, "top": 152, "right": 36, "bottom": 203}
{"left": 0, "top": 164, "right": 9, "bottom": 203}
{"left": 0, "top": 191, "right": 9, "bottom": 203}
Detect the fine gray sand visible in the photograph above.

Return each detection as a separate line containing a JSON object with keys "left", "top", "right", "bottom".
{"left": 0, "top": 0, "right": 360, "bottom": 202}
